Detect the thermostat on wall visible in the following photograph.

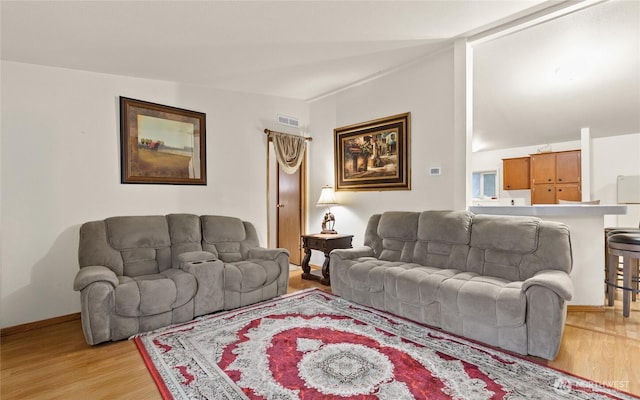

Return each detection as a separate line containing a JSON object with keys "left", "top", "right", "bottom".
{"left": 429, "top": 167, "right": 442, "bottom": 176}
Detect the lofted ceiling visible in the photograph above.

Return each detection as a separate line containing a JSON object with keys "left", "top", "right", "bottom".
{"left": 473, "top": 0, "right": 640, "bottom": 151}
{"left": 2, "top": 1, "right": 638, "bottom": 151}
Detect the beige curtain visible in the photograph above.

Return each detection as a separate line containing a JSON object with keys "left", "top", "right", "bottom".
{"left": 270, "top": 132, "right": 307, "bottom": 174}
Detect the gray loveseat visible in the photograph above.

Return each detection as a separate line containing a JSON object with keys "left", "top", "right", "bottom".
{"left": 330, "top": 210, "right": 573, "bottom": 360}
{"left": 73, "top": 214, "right": 289, "bottom": 345}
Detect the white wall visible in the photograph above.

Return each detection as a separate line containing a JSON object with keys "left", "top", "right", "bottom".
{"left": 0, "top": 61, "right": 308, "bottom": 328}
{"left": 307, "top": 49, "right": 459, "bottom": 256}
{"left": 4, "top": 55, "right": 635, "bottom": 327}
{"left": 592, "top": 133, "right": 640, "bottom": 227}
{"left": 470, "top": 133, "right": 640, "bottom": 224}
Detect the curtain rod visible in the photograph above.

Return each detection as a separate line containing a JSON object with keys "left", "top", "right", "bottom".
{"left": 264, "top": 128, "right": 312, "bottom": 141}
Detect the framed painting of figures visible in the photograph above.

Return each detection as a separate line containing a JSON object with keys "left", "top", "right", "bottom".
{"left": 334, "top": 112, "right": 410, "bottom": 191}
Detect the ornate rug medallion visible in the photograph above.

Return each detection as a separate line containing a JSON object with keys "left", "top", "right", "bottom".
{"left": 298, "top": 342, "right": 394, "bottom": 395}
{"left": 135, "top": 289, "right": 637, "bottom": 400}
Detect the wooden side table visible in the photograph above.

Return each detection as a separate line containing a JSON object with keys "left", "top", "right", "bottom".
{"left": 301, "top": 233, "right": 353, "bottom": 285}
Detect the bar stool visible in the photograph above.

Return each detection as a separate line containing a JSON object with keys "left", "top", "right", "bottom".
{"left": 604, "top": 227, "right": 639, "bottom": 297}
{"left": 607, "top": 233, "right": 640, "bottom": 317}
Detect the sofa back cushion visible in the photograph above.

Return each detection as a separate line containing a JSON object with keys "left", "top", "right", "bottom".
{"left": 467, "top": 214, "right": 572, "bottom": 281}
{"left": 167, "top": 214, "right": 204, "bottom": 267}
{"left": 414, "top": 210, "right": 472, "bottom": 269}
{"left": 370, "top": 211, "right": 473, "bottom": 268}
{"left": 362, "top": 210, "right": 572, "bottom": 282}
{"left": 376, "top": 212, "right": 419, "bottom": 262}
{"left": 201, "top": 215, "right": 260, "bottom": 262}
{"left": 79, "top": 216, "right": 172, "bottom": 277}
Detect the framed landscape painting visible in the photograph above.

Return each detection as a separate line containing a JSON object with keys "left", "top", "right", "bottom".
{"left": 120, "top": 97, "right": 206, "bottom": 185}
{"left": 334, "top": 112, "right": 410, "bottom": 191}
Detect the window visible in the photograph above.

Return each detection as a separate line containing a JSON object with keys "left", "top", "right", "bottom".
{"left": 472, "top": 171, "right": 497, "bottom": 199}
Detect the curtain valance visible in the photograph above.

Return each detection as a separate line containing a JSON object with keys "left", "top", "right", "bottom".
{"left": 266, "top": 129, "right": 310, "bottom": 174}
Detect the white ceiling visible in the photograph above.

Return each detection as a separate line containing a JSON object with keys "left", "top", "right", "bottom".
{"left": 2, "top": 1, "right": 638, "bottom": 151}
{"left": 473, "top": 0, "right": 640, "bottom": 150}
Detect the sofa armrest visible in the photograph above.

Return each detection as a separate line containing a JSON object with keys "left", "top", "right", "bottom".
{"left": 330, "top": 246, "right": 375, "bottom": 261}
{"left": 247, "top": 247, "right": 290, "bottom": 261}
{"left": 179, "top": 256, "right": 225, "bottom": 317}
{"left": 246, "top": 247, "right": 290, "bottom": 298}
{"left": 73, "top": 266, "right": 118, "bottom": 292}
{"left": 523, "top": 269, "right": 573, "bottom": 301}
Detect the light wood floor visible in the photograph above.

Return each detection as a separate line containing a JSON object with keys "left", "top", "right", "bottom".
{"left": 2, "top": 268, "right": 639, "bottom": 399}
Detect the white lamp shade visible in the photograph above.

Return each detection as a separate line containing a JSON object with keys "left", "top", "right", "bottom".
{"left": 316, "top": 186, "right": 337, "bottom": 206}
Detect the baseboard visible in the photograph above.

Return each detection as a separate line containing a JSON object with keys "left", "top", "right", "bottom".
{"left": 0, "top": 305, "right": 604, "bottom": 336}
{"left": 567, "top": 305, "right": 605, "bottom": 313}
{"left": 1, "top": 312, "right": 81, "bottom": 337}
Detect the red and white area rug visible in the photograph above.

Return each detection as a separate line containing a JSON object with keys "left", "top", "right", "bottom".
{"left": 135, "top": 289, "right": 637, "bottom": 399}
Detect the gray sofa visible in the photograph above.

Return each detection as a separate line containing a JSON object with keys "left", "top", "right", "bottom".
{"left": 330, "top": 210, "right": 573, "bottom": 360}
{"left": 73, "top": 214, "right": 289, "bottom": 345}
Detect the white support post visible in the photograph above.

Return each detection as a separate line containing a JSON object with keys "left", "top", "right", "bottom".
{"left": 580, "top": 127, "right": 591, "bottom": 201}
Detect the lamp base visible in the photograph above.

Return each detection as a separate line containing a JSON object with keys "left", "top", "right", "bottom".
{"left": 321, "top": 211, "right": 336, "bottom": 235}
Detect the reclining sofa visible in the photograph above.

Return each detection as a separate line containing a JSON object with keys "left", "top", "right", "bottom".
{"left": 73, "top": 214, "right": 289, "bottom": 345}
{"left": 330, "top": 210, "right": 573, "bottom": 360}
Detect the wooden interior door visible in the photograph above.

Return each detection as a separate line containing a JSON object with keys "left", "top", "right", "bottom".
{"left": 277, "top": 161, "right": 305, "bottom": 265}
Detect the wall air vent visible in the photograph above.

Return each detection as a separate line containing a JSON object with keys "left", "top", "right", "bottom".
{"left": 277, "top": 114, "right": 300, "bottom": 128}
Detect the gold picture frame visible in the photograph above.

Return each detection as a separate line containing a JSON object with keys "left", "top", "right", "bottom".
{"left": 334, "top": 112, "right": 410, "bottom": 191}
{"left": 120, "top": 97, "right": 206, "bottom": 185}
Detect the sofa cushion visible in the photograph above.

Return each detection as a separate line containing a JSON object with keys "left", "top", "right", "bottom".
{"left": 378, "top": 212, "right": 419, "bottom": 240}
{"left": 383, "top": 265, "right": 460, "bottom": 305}
{"left": 470, "top": 215, "right": 540, "bottom": 254}
{"left": 224, "top": 260, "right": 281, "bottom": 292}
{"left": 412, "top": 241, "right": 470, "bottom": 270}
{"left": 202, "top": 215, "right": 246, "bottom": 242}
{"left": 346, "top": 259, "right": 406, "bottom": 292}
{"left": 438, "top": 272, "right": 526, "bottom": 327}
{"left": 417, "top": 210, "right": 472, "bottom": 244}
{"left": 380, "top": 239, "right": 417, "bottom": 262}
{"left": 167, "top": 214, "right": 202, "bottom": 243}
{"left": 120, "top": 248, "right": 160, "bottom": 276}
{"left": 201, "top": 216, "right": 247, "bottom": 262}
{"left": 378, "top": 212, "right": 419, "bottom": 262}
{"left": 106, "top": 216, "right": 171, "bottom": 250}
{"left": 167, "top": 214, "right": 204, "bottom": 266}
{"left": 114, "top": 270, "right": 197, "bottom": 317}
{"left": 105, "top": 216, "right": 173, "bottom": 275}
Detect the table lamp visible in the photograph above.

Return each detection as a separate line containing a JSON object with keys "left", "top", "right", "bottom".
{"left": 316, "top": 185, "right": 338, "bottom": 234}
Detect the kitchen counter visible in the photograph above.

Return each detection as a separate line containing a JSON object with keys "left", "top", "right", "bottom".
{"left": 469, "top": 204, "right": 627, "bottom": 306}
{"left": 468, "top": 204, "right": 627, "bottom": 217}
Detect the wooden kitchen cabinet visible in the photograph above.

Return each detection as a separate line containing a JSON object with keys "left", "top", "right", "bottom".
{"left": 531, "top": 183, "right": 556, "bottom": 204}
{"left": 530, "top": 152, "right": 556, "bottom": 184}
{"left": 556, "top": 183, "right": 582, "bottom": 201}
{"left": 530, "top": 150, "right": 581, "bottom": 204}
{"left": 502, "top": 157, "right": 530, "bottom": 190}
{"left": 555, "top": 151, "right": 581, "bottom": 183}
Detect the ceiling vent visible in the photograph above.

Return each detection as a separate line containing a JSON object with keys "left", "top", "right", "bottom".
{"left": 277, "top": 114, "right": 300, "bottom": 128}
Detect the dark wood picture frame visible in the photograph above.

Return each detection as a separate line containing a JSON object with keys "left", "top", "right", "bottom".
{"left": 334, "top": 112, "right": 410, "bottom": 191}
{"left": 120, "top": 97, "right": 206, "bottom": 185}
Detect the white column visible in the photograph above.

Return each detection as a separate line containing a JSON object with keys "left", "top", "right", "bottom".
{"left": 580, "top": 127, "right": 591, "bottom": 201}
{"left": 454, "top": 39, "right": 473, "bottom": 210}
